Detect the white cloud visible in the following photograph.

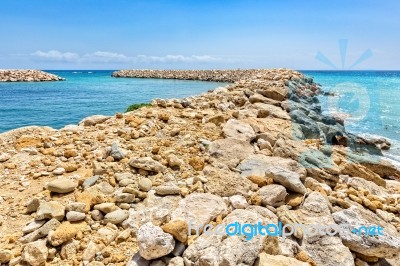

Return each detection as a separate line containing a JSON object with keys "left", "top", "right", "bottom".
{"left": 31, "top": 50, "right": 220, "bottom": 64}
{"left": 32, "top": 50, "right": 79, "bottom": 62}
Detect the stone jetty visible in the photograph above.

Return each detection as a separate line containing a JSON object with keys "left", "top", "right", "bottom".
{"left": 0, "top": 69, "right": 64, "bottom": 82}
{"left": 0, "top": 69, "right": 399, "bottom": 265}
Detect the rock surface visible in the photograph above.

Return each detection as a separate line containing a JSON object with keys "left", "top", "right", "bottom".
{"left": 0, "top": 68, "right": 399, "bottom": 265}
{"left": 0, "top": 69, "right": 64, "bottom": 82}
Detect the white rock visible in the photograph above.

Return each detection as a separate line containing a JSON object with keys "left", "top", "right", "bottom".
{"left": 137, "top": 222, "right": 175, "bottom": 260}
{"left": 21, "top": 240, "right": 48, "bottom": 266}
{"left": 66, "top": 211, "right": 86, "bottom": 222}
{"left": 229, "top": 195, "right": 248, "bottom": 209}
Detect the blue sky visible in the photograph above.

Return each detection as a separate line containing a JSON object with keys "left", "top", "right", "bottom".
{"left": 0, "top": 0, "right": 399, "bottom": 70}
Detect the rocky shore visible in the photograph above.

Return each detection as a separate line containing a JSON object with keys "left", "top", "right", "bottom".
{"left": 0, "top": 70, "right": 64, "bottom": 82}
{"left": 0, "top": 68, "right": 400, "bottom": 266}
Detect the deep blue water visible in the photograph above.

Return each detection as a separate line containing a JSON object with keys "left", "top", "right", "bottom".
{"left": 303, "top": 71, "right": 400, "bottom": 162}
{"left": 0, "top": 70, "right": 226, "bottom": 132}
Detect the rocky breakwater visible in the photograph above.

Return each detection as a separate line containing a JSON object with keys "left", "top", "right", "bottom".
{"left": 0, "top": 69, "right": 64, "bottom": 82}
{"left": 111, "top": 69, "right": 268, "bottom": 82}
{"left": 0, "top": 68, "right": 400, "bottom": 266}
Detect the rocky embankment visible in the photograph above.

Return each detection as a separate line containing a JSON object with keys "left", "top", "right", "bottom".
{"left": 0, "top": 69, "right": 400, "bottom": 266}
{"left": 0, "top": 70, "right": 64, "bottom": 82}
{"left": 112, "top": 69, "right": 268, "bottom": 82}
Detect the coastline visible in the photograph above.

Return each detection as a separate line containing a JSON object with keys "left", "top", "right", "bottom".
{"left": 0, "top": 68, "right": 399, "bottom": 265}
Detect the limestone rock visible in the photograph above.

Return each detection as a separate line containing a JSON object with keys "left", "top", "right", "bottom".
{"left": 257, "top": 253, "right": 309, "bottom": 266}
{"left": 103, "top": 209, "right": 129, "bottom": 224}
{"left": 222, "top": 119, "right": 256, "bottom": 141}
{"left": 46, "top": 178, "right": 78, "bottom": 193}
{"left": 333, "top": 205, "right": 400, "bottom": 258}
{"left": 208, "top": 138, "right": 254, "bottom": 168}
{"left": 266, "top": 166, "right": 307, "bottom": 194}
{"left": 21, "top": 240, "right": 48, "bottom": 266}
{"left": 258, "top": 184, "right": 287, "bottom": 207}
{"left": 79, "top": 115, "right": 110, "bottom": 126}
{"left": 137, "top": 222, "right": 175, "bottom": 260}
{"left": 171, "top": 193, "right": 227, "bottom": 230}
{"left": 229, "top": 195, "right": 248, "bottom": 209}
{"left": 66, "top": 211, "right": 86, "bottom": 221}
{"left": 35, "top": 201, "right": 65, "bottom": 221}
{"left": 129, "top": 157, "right": 166, "bottom": 173}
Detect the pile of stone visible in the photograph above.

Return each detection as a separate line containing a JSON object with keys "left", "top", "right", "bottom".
{"left": 0, "top": 69, "right": 65, "bottom": 82}
{"left": 111, "top": 69, "right": 271, "bottom": 83}
{"left": 0, "top": 68, "right": 399, "bottom": 265}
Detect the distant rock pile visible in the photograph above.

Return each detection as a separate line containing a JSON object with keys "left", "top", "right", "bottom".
{"left": 112, "top": 69, "right": 268, "bottom": 82}
{"left": 0, "top": 69, "right": 64, "bottom": 82}
{"left": 0, "top": 69, "right": 399, "bottom": 265}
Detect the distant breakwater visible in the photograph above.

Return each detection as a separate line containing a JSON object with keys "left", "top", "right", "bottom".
{"left": 111, "top": 69, "right": 271, "bottom": 83}
{"left": 0, "top": 69, "right": 64, "bottom": 82}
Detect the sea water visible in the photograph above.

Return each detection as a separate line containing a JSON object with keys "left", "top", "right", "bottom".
{"left": 303, "top": 71, "right": 400, "bottom": 164}
{"left": 0, "top": 70, "right": 225, "bottom": 132}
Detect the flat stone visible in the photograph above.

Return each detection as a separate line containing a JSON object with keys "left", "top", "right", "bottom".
{"left": 155, "top": 185, "right": 181, "bottom": 196}
{"left": 222, "top": 119, "right": 256, "bottom": 141}
{"left": 66, "top": 211, "right": 86, "bottom": 222}
{"left": 129, "top": 157, "right": 166, "bottom": 173}
{"left": 82, "top": 175, "right": 99, "bottom": 189}
{"left": 22, "top": 220, "right": 46, "bottom": 234}
{"left": 266, "top": 166, "right": 307, "bottom": 194}
{"left": 103, "top": 209, "right": 129, "bottom": 224}
{"left": 35, "top": 201, "right": 65, "bottom": 221}
{"left": 258, "top": 184, "right": 287, "bottom": 207}
{"left": 94, "top": 203, "right": 119, "bottom": 213}
{"left": 46, "top": 178, "right": 78, "bottom": 193}
{"left": 20, "top": 218, "right": 61, "bottom": 243}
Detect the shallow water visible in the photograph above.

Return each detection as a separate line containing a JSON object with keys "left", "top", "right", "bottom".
{"left": 0, "top": 70, "right": 226, "bottom": 132}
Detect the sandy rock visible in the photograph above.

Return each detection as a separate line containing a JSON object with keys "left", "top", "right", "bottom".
{"left": 162, "top": 219, "right": 188, "bottom": 243}
{"left": 208, "top": 137, "right": 254, "bottom": 168}
{"left": 258, "top": 184, "right": 287, "bottom": 207}
{"left": 229, "top": 195, "right": 248, "bottom": 209}
{"left": 0, "top": 153, "right": 11, "bottom": 162}
{"left": 129, "top": 157, "right": 166, "bottom": 173}
{"left": 0, "top": 250, "right": 12, "bottom": 264}
{"left": 257, "top": 253, "right": 309, "bottom": 266}
{"left": 222, "top": 119, "right": 256, "bottom": 141}
{"left": 49, "top": 221, "right": 81, "bottom": 246}
{"left": 155, "top": 185, "right": 181, "bottom": 195}
{"left": 21, "top": 240, "right": 48, "bottom": 266}
{"left": 333, "top": 205, "right": 400, "bottom": 258}
{"left": 171, "top": 193, "right": 227, "bottom": 230}
{"left": 203, "top": 165, "right": 254, "bottom": 197}
{"left": 46, "top": 178, "right": 78, "bottom": 193}
{"left": 82, "top": 175, "right": 100, "bottom": 189}
{"left": 60, "top": 240, "right": 79, "bottom": 260}
{"left": 168, "top": 256, "right": 184, "bottom": 266}
{"left": 94, "top": 202, "right": 119, "bottom": 213}
{"left": 167, "top": 154, "right": 184, "bottom": 168}
{"left": 139, "top": 178, "right": 152, "bottom": 191}
{"left": 103, "top": 209, "right": 129, "bottom": 224}
{"left": 82, "top": 241, "right": 97, "bottom": 263}
{"left": 183, "top": 209, "right": 272, "bottom": 265}
{"left": 79, "top": 115, "right": 111, "bottom": 126}
{"left": 266, "top": 166, "right": 307, "bottom": 194}
{"left": 137, "top": 222, "right": 175, "bottom": 260}
{"left": 66, "top": 211, "right": 86, "bottom": 221}
{"left": 35, "top": 201, "right": 65, "bottom": 221}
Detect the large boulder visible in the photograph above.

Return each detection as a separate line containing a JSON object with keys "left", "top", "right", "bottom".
{"left": 222, "top": 119, "right": 256, "bottom": 141}
{"left": 208, "top": 138, "right": 254, "bottom": 168}
{"left": 183, "top": 209, "right": 273, "bottom": 265}
{"left": 332, "top": 205, "right": 400, "bottom": 258}
{"left": 293, "top": 192, "right": 354, "bottom": 266}
{"left": 171, "top": 193, "right": 228, "bottom": 230}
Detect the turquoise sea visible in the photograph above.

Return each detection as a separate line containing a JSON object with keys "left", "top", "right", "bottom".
{"left": 0, "top": 70, "right": 399, "bottom": 162}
